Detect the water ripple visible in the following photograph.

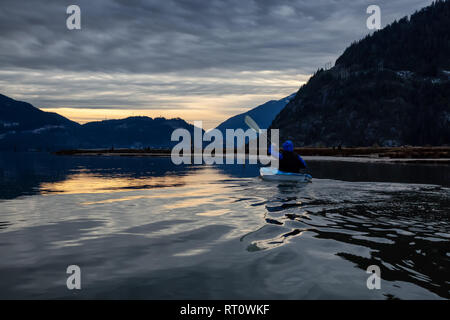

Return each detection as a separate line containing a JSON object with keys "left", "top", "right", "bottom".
{"left": 0, "top": 153, "right": 449, "bottom": 299}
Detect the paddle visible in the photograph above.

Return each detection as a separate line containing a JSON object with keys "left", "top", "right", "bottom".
{"left": 245, "top": 115, "right": 281, "bottom": 170}
{"left": 244, "top": 115, "right": 273, "bottom": 145}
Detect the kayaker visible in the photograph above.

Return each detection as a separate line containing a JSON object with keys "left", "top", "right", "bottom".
{"left": 269, "top": 140, "right": 307, "bottom": 173}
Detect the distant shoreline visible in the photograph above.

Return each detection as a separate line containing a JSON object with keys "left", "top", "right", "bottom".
{"left": 54, "top": 148, "right": 172, "bottom": 157}
{"left": 53, "top": 146, "right": 450, "bottom": 164}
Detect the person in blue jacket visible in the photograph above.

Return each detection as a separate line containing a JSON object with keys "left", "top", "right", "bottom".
{"left": 269, "top": 140, "right": 307, "bottom": 173}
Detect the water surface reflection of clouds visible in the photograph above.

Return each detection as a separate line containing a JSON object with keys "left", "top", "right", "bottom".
{"left": 0, "top": 154, "right": 449, "bottom": 299}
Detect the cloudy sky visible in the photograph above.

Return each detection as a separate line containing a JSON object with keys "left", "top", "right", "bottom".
{"left": 0, "top": 0, "right": 433, "bottom": 128}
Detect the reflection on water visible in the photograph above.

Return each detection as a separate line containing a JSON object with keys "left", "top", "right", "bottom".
{"left": 41, "top": 172, "right": 187, "bottom": 195}
{"left": 246, "top": 184, "right": 450, "bottom": 298}
{"left": 0, "top": 152, "right": 449, "bottom": 299}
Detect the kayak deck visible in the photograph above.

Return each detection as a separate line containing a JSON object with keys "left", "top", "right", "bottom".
{"left": 259, "top": 167, "right": 312, "bottom": 182}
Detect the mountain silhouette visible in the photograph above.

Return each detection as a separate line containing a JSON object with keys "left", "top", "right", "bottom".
{"left": 0, "top": 94, "right": 197, "bottom": 151}
{"left": 271, "top": 0, "right": 450, "bottom": 147}
{"left": 216, "top": 93, "right": 295, "bottom": 134}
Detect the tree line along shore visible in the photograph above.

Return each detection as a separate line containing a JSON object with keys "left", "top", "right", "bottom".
{"left": 54, "top": 146, "right": 450, "bottom": 159}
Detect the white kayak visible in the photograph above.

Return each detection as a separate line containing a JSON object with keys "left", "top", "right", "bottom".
{"left": 259, "top": 167, "right": 312, "bottom": 182}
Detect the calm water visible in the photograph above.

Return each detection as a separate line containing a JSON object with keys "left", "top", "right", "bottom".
{"left": 0, "top": 152, "right": 449, "bottom": 299}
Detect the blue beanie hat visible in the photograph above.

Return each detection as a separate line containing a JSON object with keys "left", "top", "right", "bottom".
{"left": 282, "top": 140, "right": 294, "bottom": 152}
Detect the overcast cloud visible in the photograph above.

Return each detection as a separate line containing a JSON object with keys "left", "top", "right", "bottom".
{"left": 0, "top": 0, "right": 433, "bottom": 127}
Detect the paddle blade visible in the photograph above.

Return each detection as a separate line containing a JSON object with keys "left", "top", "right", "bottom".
{"left": 244, "top": 115, "right": 260, "bottom": 133}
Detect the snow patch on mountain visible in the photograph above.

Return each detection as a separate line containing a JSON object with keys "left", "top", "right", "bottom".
{"left": 32, "top": 125, "right": 65, "bottom": 134}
